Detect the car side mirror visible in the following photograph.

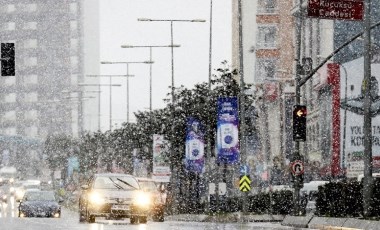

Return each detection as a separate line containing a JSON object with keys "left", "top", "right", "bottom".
{"left": 81, "top": 185, "right": 89, "bottom": 190}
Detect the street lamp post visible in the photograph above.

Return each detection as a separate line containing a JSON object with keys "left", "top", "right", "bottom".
{"left": 78, "top": 82, "right": 122, "bottom": 131}
{"left": 100, "top": 61, "right": 152, "bottom": 123}
{"left": 120, "top": 45, "right": 180, "bottom": 112}
{"left": 138, "top": 17, "right": 206, "bottom": 214}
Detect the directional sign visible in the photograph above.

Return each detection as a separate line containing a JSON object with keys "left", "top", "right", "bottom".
{"left": 239, "top": 164, "right": 250, "bottom": 176}
{"left": 239, "top": 175, "right": 251, "bottom": 192}
{"left": 291, "top": 160, "right": 304, "bottom": 176}
{"left": 307, "top": 0, "right": 364, "bottom": 21}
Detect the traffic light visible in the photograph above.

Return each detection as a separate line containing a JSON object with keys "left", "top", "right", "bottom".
{"left": 1, "top": 43, "right": 15, "bottom": 76}
{"left": 293, "top": 105, "right": 307, "bottom": 141}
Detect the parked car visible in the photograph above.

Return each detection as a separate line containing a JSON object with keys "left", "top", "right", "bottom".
{"left": 79, "top": 173, "right": 150, "bottom": 224}
{"left": 136, "top": 177, "right": 166, "bottom": 222}
{"left": 18, "top": 190, "right": 62, "bottom": 218}
{"left": 301, "top": 180, "right": 329, "bottom": 213}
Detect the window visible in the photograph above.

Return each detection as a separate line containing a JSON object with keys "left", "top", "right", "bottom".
{"left": 70, "top": 39, "right": 78, "bottom": 49}
{"left": 4, "top": 111, "right": 16, "bottom": 121}
{"left": 257, "top": 0, "right": 278, "bottom": 14}
{"left": 257, "top": 25, "right": 278, "bottom": 49}
{"left": 24, "top": 75, "right": 38, "bottom": 85}
{"left": 5, "top": 5, "right": 15, "bottom": 13}
{"left": 4, "top": 93, "right": 16, "bottom": 103}
{"left": 23, "top": 22, "right": 37, "bottom": 30}
{"left": 4, "top": 127, "right": 16, "bottom": 135}
{"left": 24, "top": 57, "right": 37, "bottom": 66}
{"left": 24, "top": 39, "right": 38, "bottom": 49}
{"left": 23, "top": 4, "right": 37, "bottom": 12}
{"left": 2, "top": 22, "right": 15, "bottom": 31}
{"left": 25, "top": 126, "right": 38, "bottom": 137}
{"left": 4, "top": 76, "right": 16, "bottom": 86}
{"left": 71, "top": 56, "right": 78, "bottom": 67}
{"left": 256, "top": 58, "right": 278, "bottom": 80}
{"left": 70, "top": 3, "right": 77, "bottom": 14}
{"left": 25, "top": 92, "right": 38, "bottom": 102}
{"left": 70, "top": 21, "right": 78, "bottom": 31}
{"left": 25, "top": 110, "right": 38, "bottom": 120}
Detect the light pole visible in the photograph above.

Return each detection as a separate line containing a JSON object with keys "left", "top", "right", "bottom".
{"left": 138, "top": 17, "right": 206, "bottom": 214}
{"left": 78, "top": 82, "right": 121, "bottom": 131}
{"left": 120, "top": 45, "right": 180, "bottom": 112}
{"left": 100, "top": 61, "right": 152, "bottom": 123}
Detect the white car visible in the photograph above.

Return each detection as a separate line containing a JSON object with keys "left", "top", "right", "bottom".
{"left": 301, "top": 180, "right": 329, "bottom": 213}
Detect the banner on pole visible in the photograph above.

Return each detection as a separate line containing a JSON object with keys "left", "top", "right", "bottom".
{"left": 217, "top": 97, "right": 240, "bottom": 164}
{"left": 185, "top": 117, "right": 205, "bottom": 173}
{"left": 152, "top": 134, "right": 171, "bottom": 182}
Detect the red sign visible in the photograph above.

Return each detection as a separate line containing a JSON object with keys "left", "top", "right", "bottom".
{"left": 291, "top": 160, "right": 304, "bottom": 175}
{"left": 307, "top": 0, "right": 364, "bottom": 21}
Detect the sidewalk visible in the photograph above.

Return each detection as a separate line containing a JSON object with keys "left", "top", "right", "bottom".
{"left": 166, "top": 212, "right": 285, "bottom": 223}
{"left": 168, "top": 213, "right": 380, "bottom": 229}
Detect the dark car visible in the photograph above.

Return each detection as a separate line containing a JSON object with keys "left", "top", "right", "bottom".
{"left": 79, "top": 173, "right": 150, "bottom": 224}
{"left": 136, "top": 177, "right": 166, "bottom": 222}
{"left": 18, "top": 190, "right": 62, "bottom": 218}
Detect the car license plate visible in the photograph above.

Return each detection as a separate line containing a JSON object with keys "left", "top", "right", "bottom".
{"left": 112, "top": 205, "right": 129, "bottom": 210}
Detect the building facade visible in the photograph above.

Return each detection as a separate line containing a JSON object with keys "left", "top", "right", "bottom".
{"left": 232, "top": 0, "right": 296, "bottom": 185}
{"left": 0, "top": 0, "right": 102, "bottom": 141}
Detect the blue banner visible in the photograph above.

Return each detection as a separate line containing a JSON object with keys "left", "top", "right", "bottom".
{"left": 217, "top": 97, "right": 240, "bottom": 164}
{"left": 185, "top": 117, "right": 205, "bottom": 173}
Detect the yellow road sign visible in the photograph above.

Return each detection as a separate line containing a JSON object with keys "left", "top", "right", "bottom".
{"left": 239, "top": 175, "right": 251, "bottom": 192}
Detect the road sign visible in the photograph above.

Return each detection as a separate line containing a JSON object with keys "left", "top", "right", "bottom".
{"left": 239, "top": 175, "right": 251, "bottom": 192}
{"left": 291, "top": 160, "right": 304, "bottom": 175}
{"left": 307, "top": 0, "right": 364, "bottom": 21}
{"left": 239, "top": 164, "right": 250, "bottom": 176}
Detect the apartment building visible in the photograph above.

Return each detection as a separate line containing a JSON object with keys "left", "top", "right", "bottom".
{"left": 0, "top": 0, "right": 100, "bottom": 142}
{"left": 232, "top": 0, "right": 295, "bottom": 184}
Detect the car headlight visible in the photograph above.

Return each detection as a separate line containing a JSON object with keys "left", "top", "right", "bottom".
{"left": 133, "top": 191, "right": 151, "bottom": 207}
{"left": 16, "top": 190, "right": 24, "bottom": 197}
{"left": 9, "top": 178, "right": 14, "bottom": 183}
{"left": 89, "top": 192, "right": 105, "bottom": 205}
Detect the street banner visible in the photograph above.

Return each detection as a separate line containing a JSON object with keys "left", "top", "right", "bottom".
{"left": 217, "top": 97, "right": 240, "bottom": 164}
{"left": 185, "top": 117, "right": 205, "bottom": 173}
{"left": 152, "top": 134, "right": 171, "bottom": 182}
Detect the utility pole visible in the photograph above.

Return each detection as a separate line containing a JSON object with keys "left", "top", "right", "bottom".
{"left": 237, "top": 0, "right": 248, "bottom": 214}
{"left": 362, "top": 0, "right": 373, "bottom": 218}
{"left": 293, "top": 0, "right": 303, "bottom": 216}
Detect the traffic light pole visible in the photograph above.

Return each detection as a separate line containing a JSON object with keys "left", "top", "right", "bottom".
{"left": 293, "top": 0, "right": 303, "bottom": 215}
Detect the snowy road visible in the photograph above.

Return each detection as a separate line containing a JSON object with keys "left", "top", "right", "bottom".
{"left": 0, "top": 197, "right": 311, "bottom": 230}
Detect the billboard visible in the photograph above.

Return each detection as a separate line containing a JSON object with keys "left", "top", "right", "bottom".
{"left": 152, "top": 134, "right": 171, "bottom": 182}
{"left": 185, "top": 117, "right": 205, "bottom": 173}
{"left": 216, "top": 97, "right": 240, "bottom": 164}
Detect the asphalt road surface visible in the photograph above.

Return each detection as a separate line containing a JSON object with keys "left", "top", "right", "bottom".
{"left": 0, "top": 196, "right": 310, "bottom": 230}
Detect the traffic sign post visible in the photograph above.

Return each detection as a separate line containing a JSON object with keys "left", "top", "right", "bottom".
{"left": 239, "top": 175, "right": 251, "bottom": 192}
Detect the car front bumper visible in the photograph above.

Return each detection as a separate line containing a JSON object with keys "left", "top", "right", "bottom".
{"left": 88, "top": 203, "right": 150, "bottom": 218}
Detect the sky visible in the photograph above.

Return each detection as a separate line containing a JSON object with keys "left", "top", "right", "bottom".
{"left": 98, "top": 0, "right": 232, "bottom": 128}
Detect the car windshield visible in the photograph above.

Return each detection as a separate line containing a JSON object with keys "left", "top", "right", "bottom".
{"left": 24, "top": 191, "right": 55, "bottom": 201}
{"left": 139, "top": 181, "right": 157, "bottom": 192}
{"left": 93, "top": 176, "right": 139, "bottom": 190}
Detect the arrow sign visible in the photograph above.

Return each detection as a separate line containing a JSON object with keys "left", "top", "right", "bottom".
{"left": 239, "top": 175, "right": 251, "bottom": 192}
{"left": 297, "top": 110, "right": 304, "bottom": 117}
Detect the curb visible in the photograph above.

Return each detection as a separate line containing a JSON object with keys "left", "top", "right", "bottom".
{"left": 167, "top": 213, "right": 285, "bottom": 223}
